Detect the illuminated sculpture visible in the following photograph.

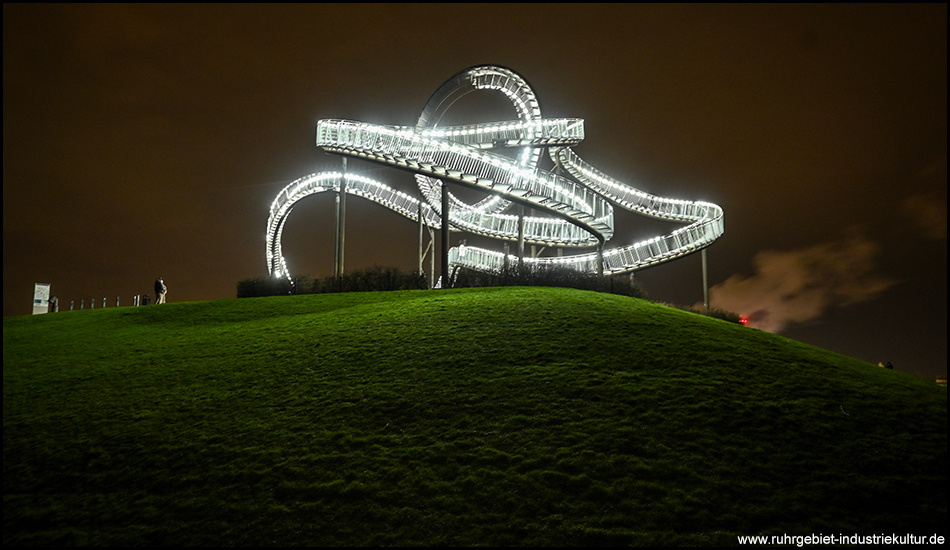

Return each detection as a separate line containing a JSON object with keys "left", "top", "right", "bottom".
{"left": 267, "top": 66, "right": 723, "bottom": 283}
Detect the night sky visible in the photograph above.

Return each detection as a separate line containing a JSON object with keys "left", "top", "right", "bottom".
{"left": 4, "top": 5, "right": 946, "bottom": 381}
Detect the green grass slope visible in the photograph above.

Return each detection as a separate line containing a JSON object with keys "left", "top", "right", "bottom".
{"left": 4, "top": 287, "right": 946, "bottom": 546}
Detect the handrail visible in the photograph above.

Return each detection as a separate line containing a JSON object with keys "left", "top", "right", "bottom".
{"left": 267, "top": 65, "right": 723, "bottom": 279}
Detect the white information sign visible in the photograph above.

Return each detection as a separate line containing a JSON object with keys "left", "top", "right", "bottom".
{"left": 33, "top": 283, "right": 51, "bottom": 315}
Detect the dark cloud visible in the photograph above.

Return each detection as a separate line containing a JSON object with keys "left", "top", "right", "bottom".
{"left": 902, "top": 193, "right": 947, "bottom": 242}
{"left": 898, "top": 154, "right": 948, "bottom": 241}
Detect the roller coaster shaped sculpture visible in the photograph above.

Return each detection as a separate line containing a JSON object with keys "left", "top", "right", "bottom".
{"left": 267, "top": 65, "right": 723, "bottom": 284}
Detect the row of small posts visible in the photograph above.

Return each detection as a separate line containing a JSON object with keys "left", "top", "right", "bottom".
{"left": 66, "top": 295, "right": 156, "bottom": 311}
{"left": 35, "top": 292, "right": 160, "bottom": 314}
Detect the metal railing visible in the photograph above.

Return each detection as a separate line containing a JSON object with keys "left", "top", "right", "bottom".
{"left": 267, "top": 65, "right": 723, "bottom": 279}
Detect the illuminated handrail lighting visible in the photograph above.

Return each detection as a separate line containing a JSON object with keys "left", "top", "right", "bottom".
{"left": 267, "top": 65, "right": 723, "bottom": 280}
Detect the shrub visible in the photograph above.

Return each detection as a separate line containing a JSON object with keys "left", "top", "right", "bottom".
{"left": 705, "top": 306, "right": 743, "bottom": 324}
{"left": 658, "top": 302, "right": 744, "bottom": 325}
{"left": 313, "top": 266, "right": 428, "bottom": 293}
{"left": 237, "top": 277, "right": 294, "bottom": 298}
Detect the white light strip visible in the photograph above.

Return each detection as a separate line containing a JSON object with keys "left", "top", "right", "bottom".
{"left": 267, "top": 65, "right": 723, "bottom": 279}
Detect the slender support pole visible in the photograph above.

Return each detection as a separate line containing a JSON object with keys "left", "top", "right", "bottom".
{"left": 597, "top": 243, "right": 604, "bottom": 277}
{"left": 554, "top": 156, "right": 562, "bottom": 260}
{"left": 702, "top": 248, "right": 709, "bottom": 314}
{"left": 517, "top": 204, "right": 525, "bottom": 270}
{"left": 334, "top": 158, "right": 347, "bottom": 278}
{"left": 441, "top": 181, "right": 450, "bottom": 287}
{"left": 333, "top": 179, "right": 340, "bottom": 277}
{"left": 503, "top": 242, "right": 510, "bottom": 283}
{"left": 418, "top": 198, "right": 435, "bottom": 288}
{"left": 418, "top": 200, "right": 424, "bottom": 275}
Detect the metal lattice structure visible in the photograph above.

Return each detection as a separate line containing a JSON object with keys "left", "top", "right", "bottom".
{"left": 267, "top": 65, "right": 723, "bottom": 281}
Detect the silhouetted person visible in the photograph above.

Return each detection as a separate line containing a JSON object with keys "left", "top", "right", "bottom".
{"left": 155, "top": 278, "right": 167, "bottom": 305}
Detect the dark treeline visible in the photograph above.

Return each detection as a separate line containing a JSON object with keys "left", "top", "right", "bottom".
{"left": 452, "top": 264, "right": 647, "bottom": 299}
{"left": 237, "top": 264, "right": 740, "bottom": 324}
{"left": 239, "top": 264, "right": 645, "bottom": 299}
{"left": 237, "top": 266, "right": 427, "bottom": 298}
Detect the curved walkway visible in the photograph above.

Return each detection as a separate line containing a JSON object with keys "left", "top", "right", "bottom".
{"left": 267, "top": 65, "right": 723, "bottom": 280}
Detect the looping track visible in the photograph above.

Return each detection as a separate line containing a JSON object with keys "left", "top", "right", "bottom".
{"left": 267, "top": 65, "right": 723, "bottom": 280}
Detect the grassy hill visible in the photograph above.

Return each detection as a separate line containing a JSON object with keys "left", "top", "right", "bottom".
{"left": 3, "top": 287, "right": 946, "bottom": 546}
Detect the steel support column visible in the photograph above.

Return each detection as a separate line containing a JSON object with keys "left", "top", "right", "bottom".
{"left": 334, "top": 158, "right": 347, "bottom": 278}
{"left": 518, "top": 204, "right": 525, "bottom": 270}
{"left": 702, "top": 248, "right": 709, "bottom": 314}
{"left": 441, "top": 181, "right": 450, "bottom": 287}
{"left": 418, "top": 200, "right": 424, "bottom": 275}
